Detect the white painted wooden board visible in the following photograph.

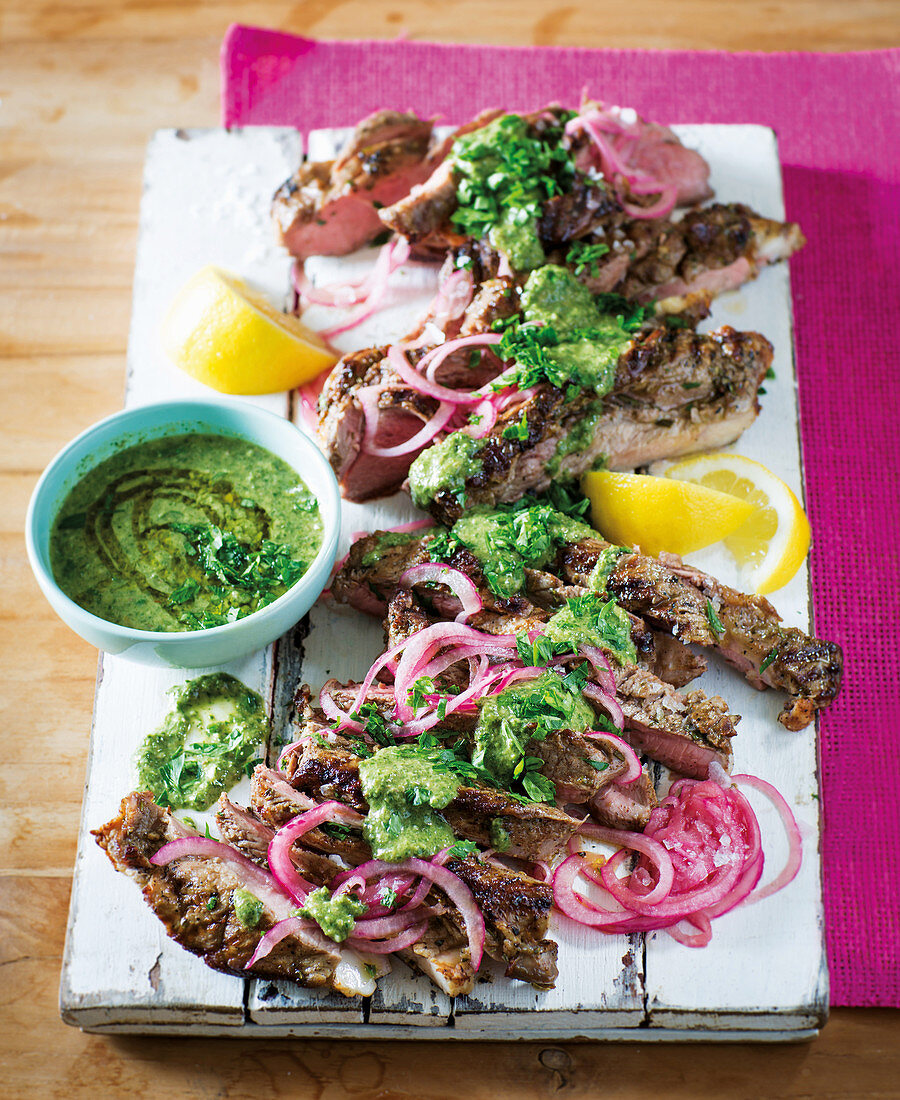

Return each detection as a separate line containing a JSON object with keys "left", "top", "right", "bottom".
{"left": 60, "top": 124, "right": 826, "bottom": 1038}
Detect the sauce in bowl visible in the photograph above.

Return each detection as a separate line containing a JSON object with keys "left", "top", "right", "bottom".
{"left": 49, "top": 432, "right": 322, "bottom": 632}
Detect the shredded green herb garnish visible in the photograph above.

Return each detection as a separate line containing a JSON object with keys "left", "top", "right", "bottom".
{"left": 449, "top": 113, "right": 574, "bottom": 242}
{"left": 447, "top": 839, "right": 481, "bottom": 860}
{"left": 706, "top": 599, "right": 725, "bottom": 636}
{"left": 759, "top": 646, "right": 779, "bottom": 673}
{"left": 565, "top": 240, "right": 611, "bottom": 277}
{"left": 169, "top": 522, "right": 309, "bottom": 629}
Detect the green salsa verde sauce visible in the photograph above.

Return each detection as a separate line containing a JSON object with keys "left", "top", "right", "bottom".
{"left": 134, "top": 673, "right": 268, "bottom": 811}
{"left": 233, "top": 888, "right": 265, "bottom": 929}
{"left": 519, "top": 265, "right": 634, "bottom": 394}
{"left": 298, "top": 887, "right": 366, "bottom": 942}
{"left": 408, "top": 432, "right": 483, "bottom": 512}
{"left": 449, "top": 113, "right": 574, "bottom": 273}
{"left": 473, "top": 672, "right": 595, "bottom": 786}
{"left": 544, "top": 594, "right": 637, "bottom": 666}
{"left": 49, "top": 432, "right": 322, "bottom": 632}
{"left": 357, "top": 745, "right": 458, "bottom": 862}
{"left": 436, "top": 503, "right": 594, "bottom": 598}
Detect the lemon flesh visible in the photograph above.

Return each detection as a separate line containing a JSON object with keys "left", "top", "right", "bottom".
{"left": 660, "top": 453, "right": 811, "bottom": 594}
{"left": 161, "top": 266, "right": 338, "bottom": 395}
{"left": 581, "top": 470, "right": 755, "bottom": 559}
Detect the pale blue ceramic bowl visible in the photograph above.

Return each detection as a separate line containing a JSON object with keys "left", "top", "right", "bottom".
{"left": 26, "top": 399, "right": 341, "bottom": 668}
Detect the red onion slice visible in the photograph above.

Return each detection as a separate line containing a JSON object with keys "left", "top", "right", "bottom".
{"left": 581, "top": 681, "right": 625, "bottom": 731}
{"left": 581, "top": 731, "right": 641, "bottom": 783}
{"left": 357, "top": 384, "right": 456, "bottom": 459}
{"left": 345, "top": 921, "right": 429, "bottom": 954}
{"left": 419, "top": 333, "right": 503, "bottom": 386}
{"left": 731, "top": 773, "right": 804, "bottom": 903}
{"left": 245, "top": 916, "right": 311, "bottom": 968}
{"left": 577, "top": 645, "right": 616, "bottom": 695}
{"left": 553, "top": 769, "right": 801, "bottom": 944}
{"left": 268, "top": 803, "right": 364, "bottom": 904}
{"left": 150, "top": 837, "right": 294, "bottom": 917}
{"left": 385, "top": 343, "right": 489, "bottom": 406}
{"left": 399, "top": 563, "right": 483, "bottom": 623}
{"left": 428, "top": 268, "right": 475, "bottom": 329}
{"left": 332, "top": 855, "right": 485, "bottom": 969}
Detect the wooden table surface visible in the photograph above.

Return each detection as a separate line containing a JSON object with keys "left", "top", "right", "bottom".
{"left": 2, "top": 3, "right": 898, "bottom": 1096}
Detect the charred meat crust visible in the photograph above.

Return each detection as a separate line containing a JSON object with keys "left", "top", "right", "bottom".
{"left": 658, "top": 553, "right": 843, "bottom": 729}
{"left": 423, "top": 325, "right": 772, "bottom": 526}
{"left": 251, "top": 756, "right": 558, "bottom": 987}
{"left": 94, "top": 793, "right": 340, "bottom": 986}
{"left": 561, "top": 542, "right": 842, "bottom": 726}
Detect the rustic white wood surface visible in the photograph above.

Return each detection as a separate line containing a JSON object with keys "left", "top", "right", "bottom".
{"left": 60, "top": 124, "right": 826, "bottom": 1037}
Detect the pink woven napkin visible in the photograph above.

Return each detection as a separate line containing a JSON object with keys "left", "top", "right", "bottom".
{"left": 222, "top": 26, "right": 900, "bottom": 1008}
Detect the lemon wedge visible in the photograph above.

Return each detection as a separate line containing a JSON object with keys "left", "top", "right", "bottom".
{"left": 658, "top": 453, "right": 811, "bottom": 594}
{"left": 582, "top": 469, "right": 755, "bottom": 559}
{"left": 160, "top": 266, "right": 338, "bottom": 394}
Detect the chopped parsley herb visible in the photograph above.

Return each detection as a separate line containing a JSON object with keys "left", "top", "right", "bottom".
{"left": 345, "top": 703, "right": 398, "bottom": 747}
{"left": 544, "top": 593, "right": 637, "bottom": 666}
{"left": 565, "top": 240, "right": 611, "bottom": 277}
{"left": 593, "top": 293, "right": 652, "bottom": 333}
{"left": 759, "top": 646, "right": 780, "bottom": 673}
{"left": 429, "top": 498, "right": 593, "bottom": 598}
{"left": 588, "top": 759, "right": 610, "bottom": 771}
{"left": 706, "top": 599, "right": 725, "bottom": 636}
{"left": 502, "top": 412, "right": 530, "bottom": 441}
{"left": 379, "top": 886, "right": 398, "bottom": 909}
{"left": 207, "top": 894, "right": 219, "bottom": 910}
{"left": 170, "top": 522, "right": 309, "bottom": 629}
{"left": 449, "top": 113, "right": 574, "bottom": 243}
{"left": 448, "top": 839, "right": 480, "bottom": 860}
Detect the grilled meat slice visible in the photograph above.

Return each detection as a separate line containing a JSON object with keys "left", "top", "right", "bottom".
{"left": 316, "top": 274, "right": 515, "bottom": 502}
{"left": 93, "top": 792, "right": 379, "bottom": 995}
{"left": 216, "top": 796, "right": 341, "bottom": 886}
{"left": 252, "top": 754, "right": 557, "bottom": 989}
{"left": 414, "top": 325, "right": 772, "bottom": 524}
{"left": 614, "top": 666, "right": 736, "bottom": 778}
{"left": 280, "top": 730, "right": 582, "bottom": 863}
{"left": 537, "top": 174, "right": 623, "bottom": 247}
{"left": 449, "top": 856, "right": 557, "bottom": 986}
{"left": 659, "top": 554, "right": 843, "bottom": 729}
{"left": 250, "top": 765, "right": 370, "bottom": 863}
{"left": 317, "top": 344, "right": 441, "bottom": 502}
{"left": 379, "top": 157, "right": 461, "bottom": 250}
{"left": 272, "top": 111, "right": 434, "bottom": 259}
{"left": 588, "top": 768, "right": 658, "bottom": 831}
{"left": 646, "top": 631, "right": 708, "bottom": 688}
{"left": 610, "top": 203, "right": 805, "bottom": 305}
{"left": 559, "top": 539, "right": 717, "bottom": 645}
{"left": 560, "top": 540, "right": 841, "bottom": 729}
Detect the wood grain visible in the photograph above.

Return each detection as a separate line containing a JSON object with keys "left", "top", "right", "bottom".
{"left": 2, "top": 0, "right": 898, "bottom": 1093}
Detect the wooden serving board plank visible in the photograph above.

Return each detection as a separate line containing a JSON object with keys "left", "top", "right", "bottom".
{"left": 60, "top": 124, "right": 826, "bottom": 1038}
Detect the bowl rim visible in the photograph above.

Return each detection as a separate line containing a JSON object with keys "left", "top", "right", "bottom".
{"left": 25, "top": 397, "right": 341, "bottom": 645}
